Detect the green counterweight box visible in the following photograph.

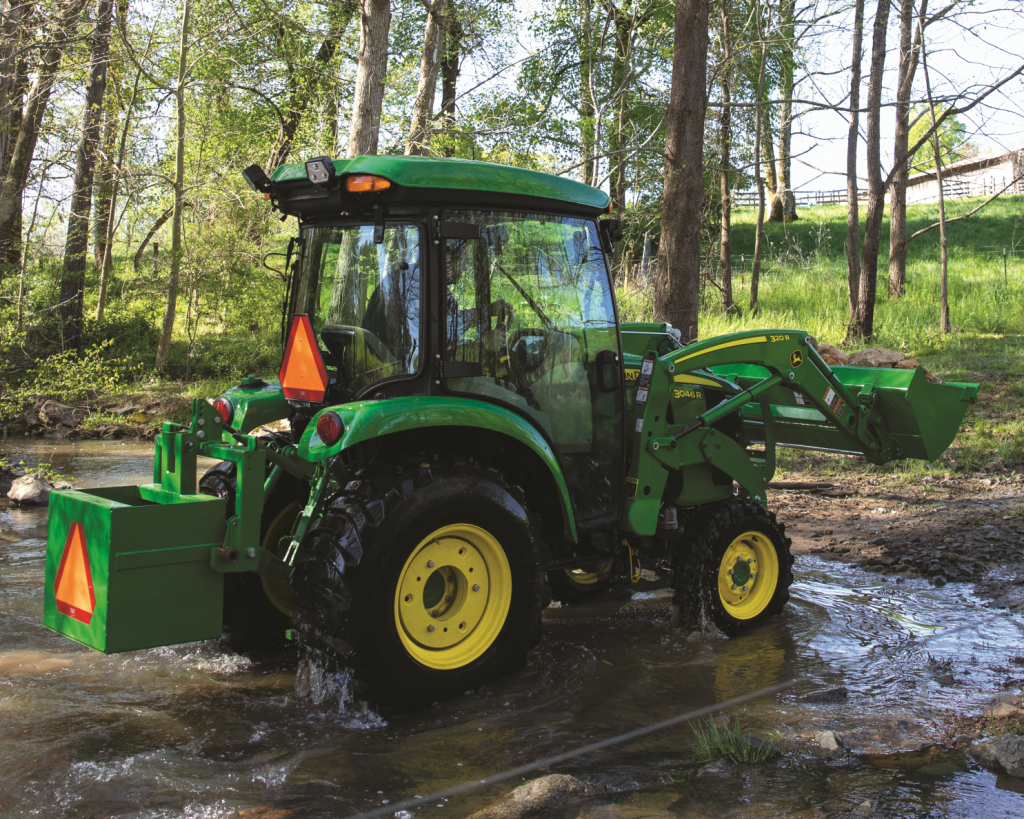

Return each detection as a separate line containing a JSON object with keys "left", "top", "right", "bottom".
{"left": 43, "top": 485, "right": 227, "bottom": 653}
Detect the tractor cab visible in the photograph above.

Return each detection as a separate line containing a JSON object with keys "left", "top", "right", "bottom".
{"left": 261, "top": 156, "right": 629, "bottom": 529}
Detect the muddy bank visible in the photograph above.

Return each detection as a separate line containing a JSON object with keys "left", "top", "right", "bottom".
{"left": 1, "top": 393, "right": 193, "bottom": 441}
{"left": 778, "top": 470, "right": 1024, "bottom": 608}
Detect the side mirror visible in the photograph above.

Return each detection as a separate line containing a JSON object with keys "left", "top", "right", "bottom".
{"left": 599, "top": 219, "right": 623, "bottom": 252}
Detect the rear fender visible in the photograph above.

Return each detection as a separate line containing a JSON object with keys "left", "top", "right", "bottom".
{"left": 298, "top": 396, "right": 578, "bottom": 542}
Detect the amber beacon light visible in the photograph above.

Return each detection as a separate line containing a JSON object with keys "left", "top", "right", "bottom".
{"left": 345, "top": 174, "right": 392, "bottom": 193}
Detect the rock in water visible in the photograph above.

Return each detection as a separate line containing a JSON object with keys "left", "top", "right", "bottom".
{"left": 847, "top": 348, "right": 905, "bottom": 368}
{"left": 696, "top": 758, "right": 732, "bottom": 777}
{"left": 7, "top": 475, "right": 52, "bottom": 506}
{"left": 467, "top": 774, "right": 596, "bottom": 819}
{"left": 801, "top": 686, "right": 849, "bottom": 704}
{"left": 815, "top": 730, "right": 843, "bottom": 753}
{"left": 817, "top": 343, "right": 849, "bottom": 366}
{"left": 970, "top": 736, "right": 1024, "bottom": 777}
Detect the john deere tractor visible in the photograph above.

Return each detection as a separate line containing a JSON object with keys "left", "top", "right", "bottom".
{"left": 43, "top": 156, "right": 978, "bottom": 708}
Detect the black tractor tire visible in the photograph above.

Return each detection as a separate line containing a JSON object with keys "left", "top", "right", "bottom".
{"left": 672, "top": 499, "right": 793, "bottom": 637}
{"left": 291, "top": 456, "right": 546, "bottom": 709}
{"left": 199, "top": 458, "right": 308, "bottom": 648}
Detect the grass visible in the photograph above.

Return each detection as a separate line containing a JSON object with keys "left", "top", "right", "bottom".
{"left": 690, "top": 718, "right": 777, "bottom": 764}
{"left": 618, "top": 194, "right": 1024, "bottom": 479}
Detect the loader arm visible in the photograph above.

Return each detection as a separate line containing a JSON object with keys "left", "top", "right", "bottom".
{"left": 622, "top": 329, "right": 978, "bottom": 536}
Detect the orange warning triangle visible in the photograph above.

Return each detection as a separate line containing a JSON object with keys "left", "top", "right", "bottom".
{"left": 279, "top": 314, "right": 329, "bottom": 402}
{"left": 54, "top": 522, "right": 96, "bottom": 624}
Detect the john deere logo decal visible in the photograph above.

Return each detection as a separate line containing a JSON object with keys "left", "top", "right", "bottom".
{"left": 790, "top": 350, "right": 804, "bottom": 368}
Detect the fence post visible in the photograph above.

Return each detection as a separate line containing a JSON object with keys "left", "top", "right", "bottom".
{"left": 1005, "top": 248, "right": 1008, "bottom": 285}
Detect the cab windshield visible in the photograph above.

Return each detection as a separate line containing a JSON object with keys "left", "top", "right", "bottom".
{"left": 293, "top": 224, "right": 420, "bottom": 398}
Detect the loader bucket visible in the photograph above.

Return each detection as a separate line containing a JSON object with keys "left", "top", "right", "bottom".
{"left": 44, "top": 485, "right": 226, "bottom": 653}
{"left": 714, "top": 363, "right": 978, "bottom": 462}
{"left": 832, "top": 365, "right": 978, "bottom": 461}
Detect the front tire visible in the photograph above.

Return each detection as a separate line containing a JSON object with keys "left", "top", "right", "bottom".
{"left": 293, "top": 457, "right": 545, "bottom": 709}
{"left": 673, "top": 499, "right": 793, "bottom": 636}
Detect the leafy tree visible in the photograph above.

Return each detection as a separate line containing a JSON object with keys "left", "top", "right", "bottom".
{"left": 908, "top": 104, "right": 977, "bottom": 173}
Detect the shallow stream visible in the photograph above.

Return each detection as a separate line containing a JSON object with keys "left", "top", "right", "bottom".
{"left": 3, "top": 441, "right": 1024, "bottom": 818}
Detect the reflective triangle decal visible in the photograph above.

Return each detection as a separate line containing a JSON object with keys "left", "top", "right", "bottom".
{"left": 279, "top": 313, "right": 329, "bottom": 402}
{"left": 54, "top": 522, "right": 96, "bottom": 624}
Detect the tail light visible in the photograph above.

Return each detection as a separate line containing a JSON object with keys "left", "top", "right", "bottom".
{"left": 212, "top": 397, "right": 234, "bottom": 425}
{"left": 316, "top": 411, "right": 344, "bottom": 446}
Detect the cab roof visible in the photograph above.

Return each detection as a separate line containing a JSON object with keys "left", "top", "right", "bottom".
{"left": 269, "top": 155, "right": 611, "bottom": 215}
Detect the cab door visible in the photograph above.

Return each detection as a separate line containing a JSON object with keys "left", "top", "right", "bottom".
{"left": 440, "top": 209, "right": 625, "bottom": 529}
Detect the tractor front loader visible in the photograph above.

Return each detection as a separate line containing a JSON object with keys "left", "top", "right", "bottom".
{"left": 43, "top": 156, "right": 979, "bottom": 708}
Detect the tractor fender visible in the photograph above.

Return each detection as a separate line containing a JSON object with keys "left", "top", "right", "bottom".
{"left": 219, "top": 379, "right": 290, "bottom": 434}
{"left": 298, "top": 396, "right": 578, "bottom": 542}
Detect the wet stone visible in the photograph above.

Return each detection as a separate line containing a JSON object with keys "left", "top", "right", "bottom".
{"left": 815, "top": 730, "right": 843, "bottom": 753}
{"left": 801, "top": 686, "right": 849, "bottom": 704}
{"left": 696, "top": 758, "right": 732, "bottom": 778}
{"left": 467, "top": 774, "right": 596, "bottom": 819}
{"left": 7, "top": 475, "right": 51, "bottom": 506}
{"left": 855, "top": 798, "right": 878, "bottom": 816}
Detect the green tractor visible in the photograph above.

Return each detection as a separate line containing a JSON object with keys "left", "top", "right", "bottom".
{"left": 43, "top": 156, "right": 978, "bottom": 708}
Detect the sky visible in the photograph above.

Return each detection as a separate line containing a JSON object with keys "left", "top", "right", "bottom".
{"left": 787, "top": 0, "right": 1024, "bottom": 191}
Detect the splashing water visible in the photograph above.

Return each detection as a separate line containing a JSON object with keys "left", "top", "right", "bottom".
{"left": 295, "top": 649, "right": 386, "bottom": 729}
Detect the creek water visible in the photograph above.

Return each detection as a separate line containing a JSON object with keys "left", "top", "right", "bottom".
{"left": 3, "top": 440, "right": 1024, "bottom": 818}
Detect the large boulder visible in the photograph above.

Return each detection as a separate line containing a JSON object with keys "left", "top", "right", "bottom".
{"left": 7, "top": 474, "right": 52, "bottom": 506}
{"left": 466, "top": 774, "right": 596, "bottom": 819}
{"left": 817, "top": 343, "right": 850, "bottom": 366}
{"left": 969, "top": 736, "right": 1024, "bottom": 778}
{"left": 847, "top": 348, "right": 905, "bottom": 368}
{"left": 37, "top": 400, "right": 87, "bottom": 428}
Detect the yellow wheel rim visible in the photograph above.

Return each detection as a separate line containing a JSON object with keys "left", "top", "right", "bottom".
{"left": 564, "top": 560, "right": 612, "bottom": 586}
{"left": 717, "top": 530, "right": 779, "bottom": 620}
{"left": 260, "top": 501, "right": 301, "bottom": 616}
{"left": 394, "top": 524, "right": 512, "bottom": 671}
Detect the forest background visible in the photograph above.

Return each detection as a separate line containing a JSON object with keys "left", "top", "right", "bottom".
{"left": 0, "top": 0, "right": 1023, "bottom": 443}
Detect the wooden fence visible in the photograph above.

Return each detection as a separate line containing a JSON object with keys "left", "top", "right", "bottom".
{"left": 731, "top": 189, "right": 869, "bottom": 208}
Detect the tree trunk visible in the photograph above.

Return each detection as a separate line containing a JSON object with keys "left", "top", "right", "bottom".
{"left": 653, "top": 0, "right": 709, "bottom": 342}
{"left": 845, "top": 0, "right": 865, "bottom": 327}
{"left": 922, "top": 42, "right": 950, "bottom": 333}
{"left": 98, "top": 63, "right": 144, "bottom": 320}
{"left": 761, "top": 115, "right": 782, "bottom": 223}
{"left": 0, "top": 0, "right": 31, "bottom": 181}
{"left": 719, "top": 0, "right": 733, "bottom": 312}
{"left": 578, "top": 0, "right": 597, "bottom": 186}
{"left": 887, "top": 0, "right": 926, "bottom": 297}
{"left": 750, "top": 38, "right": 768, "bottom": 313}
{"left": 0, "top": 0, "right": 90, "bottom": 273}
{"left": 155, "top": 0, "right": 190, "bottom": 368}
{"left": 607, "top": 0, "right": 634, "bottom": 214}
{"left": 406, "top": 0, "right": 445, "bottom": 156}
{"left": 346, "top": 0, "right": 391, "bottom": 157}
{"left": 853, "top": 0, "right": 892, "bottom": 339}
{"left": 0, "top": 13, "right": 27, "bottom": 273}
{"left": 267, "top": 0, "right": 356, "bottom": 169}
{"left": 93, "top": 102, "right": 119, "bottom": 270}
{"left": 437, "top": 0, "right": 462, "bottom": 156}
{"left": 59, "top": 0, "right": 114, "bottom": 354}
{"left": 776, "top": 0, "right": 797, "bottom": 222}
